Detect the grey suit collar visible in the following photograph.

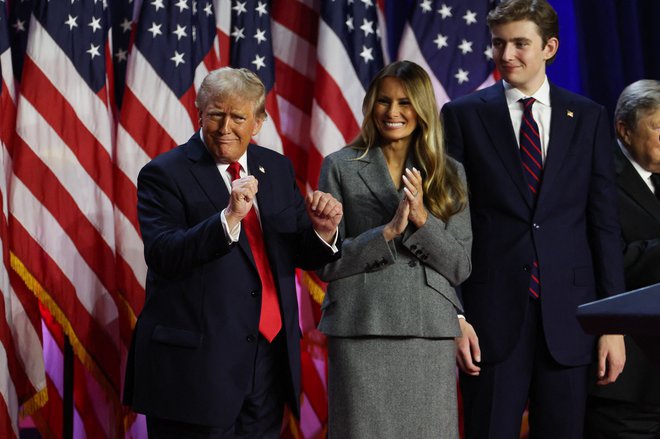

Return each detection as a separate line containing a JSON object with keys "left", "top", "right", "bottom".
{"left": 614, "top": 144, "right": 660, "bottom": 222}
{"left": 357, "top": 146, "right": 410, "bottom": 214}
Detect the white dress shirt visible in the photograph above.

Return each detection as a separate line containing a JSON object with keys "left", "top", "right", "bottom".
{"left": 504, "top": 77, "right": 552, "bottom": 163}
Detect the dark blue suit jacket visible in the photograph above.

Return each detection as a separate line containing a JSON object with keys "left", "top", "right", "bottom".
{"left": 441, "top": 81, "right": 625, "bottom": 366}
{"left": 123, "top": 133, "right": 339, "bottom": 428}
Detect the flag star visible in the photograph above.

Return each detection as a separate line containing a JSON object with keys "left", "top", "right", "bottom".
{"left": 173, "top": 24, "right": 187, "bottom": 40}
{"left": 175, "top": 0, "right": 188, "bottom": 12}
{"left": 64, "top": 14, "right": 78, "bottom": 30}
{"left": 359, "top": 45, "right": 374, "bottom": 63}
{"left": 147, "top": 22, "right": 163, "bottom": 37}
{"left": 255, "top": 1, "right": 267, "bottom": 16}
{"left": 151, "top": 0, "right": 164, "bottom": 11}
{"left": 115, "top": 48, "right": 128, "bottom": 62}
{"left": 463, "top": 9, "right": 477, "bottom": 25}
{"left": 88, "top": 16, "right": 102, "bottom": 33}
{"left": 120, "top": 17, "right": 132, "bottom": 32}
{"left": 360, "top": 18, "right": 374, "bottom": 37}
{"left": 12, "top": 19, "right": 26, "bottom": 32}
{"left": 455, "top": 68, "right": 469, "bottom": 84}
{"left": 438, "top": 3, "right": 452, "bottom": 19}
{"left": 204, "top": 2, "right": 213, "bottom": 16}
{"left": 420, "top": 0, "right": 432, "bottom": 13}
{"left": 231, "top": 26, "right": 245, "bottom": 41}
{"left": 360, "top": 0, "right": 373, "bottom": 8}
{"left": 252, "top": 54, "right": 266, "bottom": 70}
{"left": 458, "top": 39, "right": 473, "bottom": 54}
{"left": 484, "top": 46, "right": 493, "bottom": 59}
{"left": 171, "top": 51, "right": 185, "bottom": 66}
{"left": 87, "top": 43, "right": 101, "bottom": 59}
{"left": 434, "top": 33, "right": 448, "bottom": 49}
{"left": 254, "top": 28, "right": 267, "bottom": 44}
{"left": 232, "top": 1, "right": 247, "bottom": 15}
{"left": 346, "top": 15, "right": 354, "bottom": 32}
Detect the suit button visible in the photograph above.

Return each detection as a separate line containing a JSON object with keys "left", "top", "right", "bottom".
{"left": 408, "top": 260, "right": 417, "bottom": 267}
{"left": 421, "top": 254, "right": 428, "bottom": 260}
{"left": 416, "top": 250, "right": 423, "bottom": 256}
{"left": 380, "top": 257, "right": 387, "bottom": 266}
{"left": 523, "top": 265, "right": 530, "bottom": 272}
{"left": 411, "top": 244, "right": 417, "bottom": 251}
{"left": 246, "top": 335, "right": 256, "bottom": 343}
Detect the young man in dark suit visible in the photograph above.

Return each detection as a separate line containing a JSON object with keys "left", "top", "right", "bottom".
{"left": 586, "top": 79, "right": 660, "bottom": 438}
{"left": 441, "top": 1, "right": 626, "bottom": 437}
{"left": 123, "top": 67, "right": 342, "bottom": 438}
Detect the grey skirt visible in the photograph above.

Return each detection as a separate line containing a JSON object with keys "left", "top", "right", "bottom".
{"left": 327, "top": 336, "right": 459, "bottom": 439}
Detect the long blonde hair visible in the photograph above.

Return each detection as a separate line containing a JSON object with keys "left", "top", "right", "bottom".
{"left": 350, "top": 61, "right": 467, "bottom": 221}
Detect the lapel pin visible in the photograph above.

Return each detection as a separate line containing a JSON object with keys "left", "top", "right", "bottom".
{"left": 566, "top": 110, "right": 574, "bottom": 118}
{"left": 259, "top": 165, "right": 266, "bottom": 174}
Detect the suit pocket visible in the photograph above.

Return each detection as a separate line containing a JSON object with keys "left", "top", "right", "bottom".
{"left": 425, "top": 267, "right": 463, "bottom": 311}
{"left": 152, "top": 325, "right": 202, "bottom": 348}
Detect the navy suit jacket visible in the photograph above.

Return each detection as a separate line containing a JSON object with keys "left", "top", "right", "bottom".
{"left": 589, "top": 143, "right": 660, "bottom": 404}
{"left": 442, "top": 81, "right": 625, "bottom": 366}
{"left": 123, "top": 133, "right": 340, "bottom": 428}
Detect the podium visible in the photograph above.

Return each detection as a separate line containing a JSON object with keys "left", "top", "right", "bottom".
{"left": 577, "top": 282, "right": 660, "bottom": 364}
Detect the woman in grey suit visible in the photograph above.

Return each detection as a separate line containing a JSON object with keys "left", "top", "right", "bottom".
{"left": 317, "top": 60, "right": 472, "bottom": 438}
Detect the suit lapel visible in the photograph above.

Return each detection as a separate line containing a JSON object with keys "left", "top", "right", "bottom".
{"left": 615, "top": 146, "right": 660, "bottom": 223}
{"left": 477, "top": 84, "right": 533, "bottom": 207}
{"left": 187, "top": 134, "right": 231, "bottom": 212}
{"left": 357, "top": 147, "right": 402, "bottom": 214}
{"left": 540, "top": 85, "right": 577, "bottom": 202}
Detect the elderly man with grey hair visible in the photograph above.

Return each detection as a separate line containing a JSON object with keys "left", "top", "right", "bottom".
{"left": 586, "top": 79, "right": 660, "bottom": 438}
{"left": 123, "top": 67, "right": 343, "bottom": 439}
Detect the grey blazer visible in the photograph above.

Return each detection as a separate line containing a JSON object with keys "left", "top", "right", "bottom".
{"left": 317, "top": 146, "right": 472, "bottom": 338}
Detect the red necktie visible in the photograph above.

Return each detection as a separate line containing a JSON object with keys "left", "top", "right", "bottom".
{"left": 228, "top": 162, "right": 282, "bottom": 342}
{"left": 519, "top": 98, "right": 542, "bottom": 299}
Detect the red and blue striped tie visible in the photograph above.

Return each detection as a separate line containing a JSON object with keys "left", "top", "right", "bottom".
{"left": 520, "top": 98, "right": 542, "bottom": 299}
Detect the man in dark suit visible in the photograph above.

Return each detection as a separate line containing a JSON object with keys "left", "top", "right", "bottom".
{"left": 123, "top": 67, "right": 342, "bottom": 438}
{"left": 441, "top": 1, "right": 626, "bottom": 437}
{"left": 585, "top": 79, "right": 660, "bottom": 438}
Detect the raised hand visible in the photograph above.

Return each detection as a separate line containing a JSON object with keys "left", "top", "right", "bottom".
{"left": 402, "top": 167, "right": 428, "bottom": 228}
{"left": 306, "top": 191, "right": 343, "bottom": 244}
{"left": 225, "top": 175, "right": 259, "bottom": 229}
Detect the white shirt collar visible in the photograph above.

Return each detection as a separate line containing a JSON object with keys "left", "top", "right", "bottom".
{"left": 503, "top": 76, "right": 551, "bottom": 108}
{"left": 618, "top": 139, "right": 653, "bottom": 181}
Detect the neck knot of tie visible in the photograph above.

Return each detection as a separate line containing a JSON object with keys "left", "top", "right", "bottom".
{"left": 651, "top": 173, "right": 660, "bottom": 200}
{"left": 228, "top": 162, "right": 241, "bottom": 181}
{"left": 521, "top": 97, "right": 536, "bottom": 111}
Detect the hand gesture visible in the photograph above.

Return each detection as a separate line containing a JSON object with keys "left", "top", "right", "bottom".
{"left": 225, "top": 175, "right": 259, "bottom": 229}
{"left": 383, "top": 196, "right": 410, "bottom": 241}
{"left": 306, "top": 191, "right": 343, "bottom": 244}
{"left": 402, "top": 167, "right": 428, "bottom": 228}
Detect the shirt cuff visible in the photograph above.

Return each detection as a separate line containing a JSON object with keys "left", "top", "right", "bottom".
{"left": 314, "top": 228, "right": 339, "bottom": 254}
{"left": 221, "top": 208, "right": 241, "bottom": 244}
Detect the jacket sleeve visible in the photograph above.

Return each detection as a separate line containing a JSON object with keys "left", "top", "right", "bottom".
{"left": 137, "top": 160, "right": 232, "bottom": 277}
{"left": 402, "top": 163, "right": 472, "bottom": 286}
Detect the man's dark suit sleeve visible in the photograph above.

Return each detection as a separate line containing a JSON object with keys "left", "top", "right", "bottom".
{"left": 137, "top": 160, "right": 232, "bottom": 277}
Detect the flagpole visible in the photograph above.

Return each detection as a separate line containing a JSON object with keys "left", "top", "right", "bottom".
{"left": 63, "top": 337, "right": 73, "bottom": 439}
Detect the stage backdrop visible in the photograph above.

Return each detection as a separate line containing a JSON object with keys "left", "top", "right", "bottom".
{"left": 1, "top": 1, "right": 658, "bottom": 438}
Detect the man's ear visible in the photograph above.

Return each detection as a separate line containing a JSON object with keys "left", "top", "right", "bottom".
{"left": 615, "top": 120, "right": 631, "bottom": 146}
{"left": 543, "top": 37, "right": 559, "bottom": 61}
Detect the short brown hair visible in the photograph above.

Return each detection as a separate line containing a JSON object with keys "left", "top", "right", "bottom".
{"left": 487, "top": 0, "right": 559, "bottom": 64}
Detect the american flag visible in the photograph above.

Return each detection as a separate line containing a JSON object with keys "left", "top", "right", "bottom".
{"left": 1, "top": 2, "right": 46, "bottom": 437}
{"left": 398, "top": 0, "right": 497, "bottom": 107}
{"left": 7, "top": 0, "right": 126, "bottom": 436}
{"left": 3, "top": 0, "right": 497, "bottom": 437}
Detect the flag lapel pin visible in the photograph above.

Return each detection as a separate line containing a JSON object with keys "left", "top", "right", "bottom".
{"left": 566, "top": 110, "right": 574, "bottom": 118}
{"left": 259, "top": 166, "right": 266, "bottom": 174}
